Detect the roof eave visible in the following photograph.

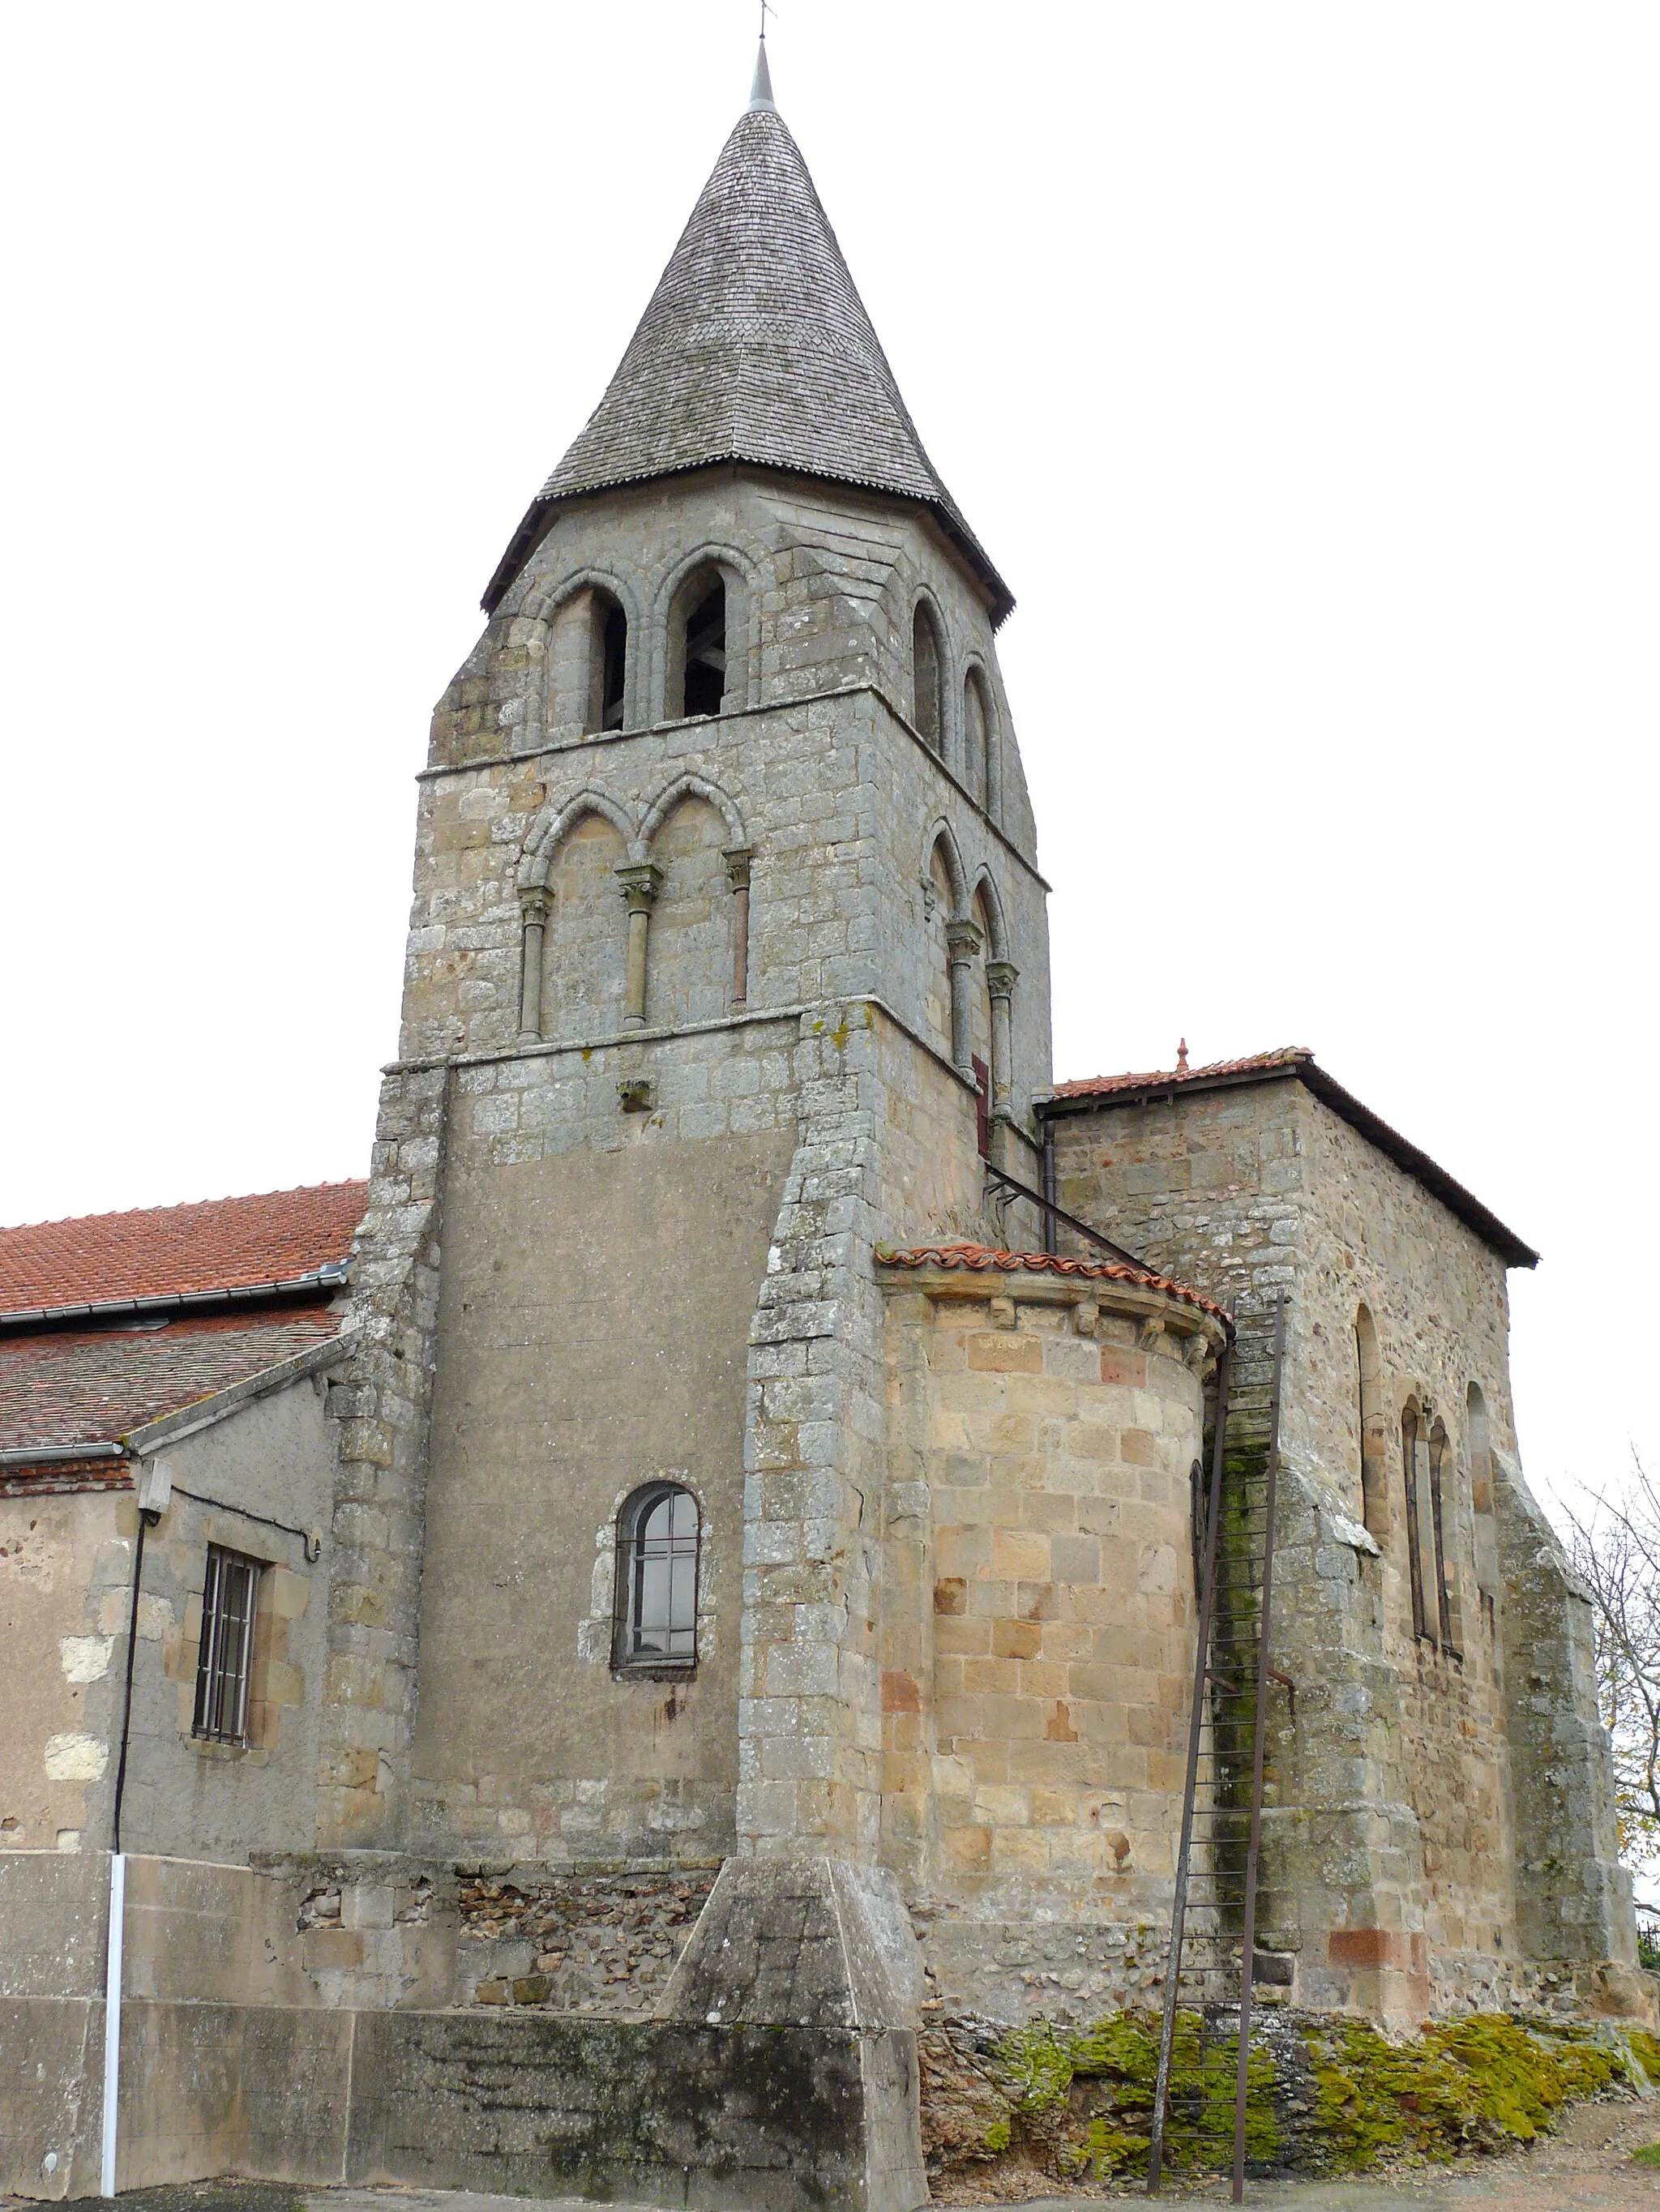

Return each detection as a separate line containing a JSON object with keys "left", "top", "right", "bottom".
{"left": 1037, "top": 1059, "right": 1539, "bottom": 1272}
{"left": 481, "top": 464, "right": 1015, "bottom": 625}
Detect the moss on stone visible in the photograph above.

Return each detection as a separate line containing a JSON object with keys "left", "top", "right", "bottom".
{"left": 989, "top": 2009, "right": 1275, "bottom": 2181}
{"left": 1306, "top": 2013, "right": 1628, "bottom": 2173}
{"left": 924, "top": 2008, "right": 1636, "bottom": 2189}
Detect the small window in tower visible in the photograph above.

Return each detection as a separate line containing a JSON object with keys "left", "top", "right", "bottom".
{"left": 599, "top": 602, "right": 627, "bottom": 730}
{"left": 582, "top": 590, "right": 629, "bottom": 735}
{"left": 614, "top": 1483, "right": 700, "bottom": 1671}
{"left": 682, "top": 581, "right": 726, "bottom": 718}
{"left": 913, "top": 602, "right": 943, "bottom": 752}
{"left": 192, "top": 1544, "right": 262, "bottom": 1745}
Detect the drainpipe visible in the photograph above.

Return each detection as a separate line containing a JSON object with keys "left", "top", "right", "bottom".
{"left": 1041, "top": 1118, "right": 1058, "bottom": 1256}
{"left": 100, "top": 1850, "right": 126, "bottom": 2196}
{"left": 110, "top": 1506, "right": 155, "bottom": 1854}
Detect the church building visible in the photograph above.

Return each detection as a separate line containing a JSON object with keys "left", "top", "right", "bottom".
{"left": 0, "top": 44, "right": 1643, "bottom": 2210}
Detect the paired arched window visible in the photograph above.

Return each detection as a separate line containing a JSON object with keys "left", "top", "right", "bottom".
{"left": 912, "top": 601, "right": 943, "bottom": 753}
{"left": 613, "top": 1483, "right": 700, "bottom": 1671}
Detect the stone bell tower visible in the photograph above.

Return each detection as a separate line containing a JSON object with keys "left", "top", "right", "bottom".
{"left": 316, "top": 41, "right": 1053, "bottom": 1919}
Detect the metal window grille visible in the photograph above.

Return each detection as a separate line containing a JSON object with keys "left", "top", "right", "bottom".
{"left": 191, "top": 1545, "right": 261, "bottom": 1744}
{"left": 614, "top": 1486, "right": 699, "bottom": 1669}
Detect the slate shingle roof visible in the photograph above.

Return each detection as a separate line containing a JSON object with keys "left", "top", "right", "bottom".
{"left": 0, "top": 1309, "right": 344, "bottom": 1456}
{"left": 485, "top": 100, "right": 1012, "bottom": 623}
{"left": 0, "top": 1182, "right": 366, "bottom": 1321}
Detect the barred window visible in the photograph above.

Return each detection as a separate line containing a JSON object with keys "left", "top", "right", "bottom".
{"left": 614, "top": 1484, "right": 700, "bottom": 1671}
{"left": 192, "top": 1545, "right": 261, "bottom": 1744}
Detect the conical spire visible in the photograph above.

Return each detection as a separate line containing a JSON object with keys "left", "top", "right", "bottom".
{"left": 749, "top": 37, "right": 775, "bottom": 111}
{"left": 484, "top": 88, "right": 1011, "bottom": 620}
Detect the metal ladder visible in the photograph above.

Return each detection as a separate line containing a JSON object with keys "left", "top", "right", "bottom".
{"left": 1147, "top": 1293, "right": 1289, "bottom": 2203}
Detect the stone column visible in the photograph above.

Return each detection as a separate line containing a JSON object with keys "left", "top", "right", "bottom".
{"left": 724, "top": 845, "right": 754, "bottom": 1005}
{"left": 986, "top": 958, "right": 1017, "bottom": 1110}
{"left": 616, "top": 863, "right": 661, "bottom": 1028}
{"left": 944, "top": 919, "right": 982, "bottom": 1073}
{"left": 517, "top": 888, "right": 550, "bottom": 1039}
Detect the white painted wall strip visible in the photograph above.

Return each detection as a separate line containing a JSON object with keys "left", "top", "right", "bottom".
{"left": 100, "top": 1851, "right": 126, "bottom": 2198}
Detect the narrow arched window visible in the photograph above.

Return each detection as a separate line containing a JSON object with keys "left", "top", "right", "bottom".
{"left": 1401, "top": 1404, "right": 1427, "bottom": 1641}
{"left": 1468, "top": 1381, "right": 1498, "bottom": 1615}
{"left": 596, "top": 598, "right": 627, "bottom": 731}
{"left": 964, "top": 669, "right": 993, "bottom": 806}
{"left": 682, "top": 580, "right": 726, "bottom": 718}
{"left": 1428, "top": 1420, "right": 1460, "bottom": 1655}
{"left": 614, "top": 1483, "right": 700, "bottom": 1671}
{"left": 1354, "top": 1305, "right": 1386, "bottom": 1540}
{"left": 913, "top": 602, "right": 943, "bottom": 752}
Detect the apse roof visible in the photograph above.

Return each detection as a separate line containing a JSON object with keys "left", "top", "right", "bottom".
{"left": 484, "top": 49, "right": 1012, "bottom": 623}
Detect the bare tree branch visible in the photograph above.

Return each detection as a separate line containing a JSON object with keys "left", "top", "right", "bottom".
{"left": 1563, "top": 1452, "right": 1660, "bottom": 1873}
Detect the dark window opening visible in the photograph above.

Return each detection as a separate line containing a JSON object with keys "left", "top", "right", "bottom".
{"left": 1429, "top": 1423, "right": 1460, "bottom": 1657}
{"left": 913, "top": 604, "right": 942, "bottom": 751}
{"left": 192, "top": 1544, "right": 261, "bottom": 1744}
{"left": 1401, "top": 1408, "right": 1427, "bottom": 1641}
{"left": 682, "top": 581, "right": 726, "bottom": 718}
{"left": 599, "top": 603, "right": 627, "bottom": 730}
{"left": 614, "top": 1483, "right": 700, "bottom": 1671}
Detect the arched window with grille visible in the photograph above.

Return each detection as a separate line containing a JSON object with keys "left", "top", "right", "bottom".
{"left": 613, "top": 1483, "right": 700, "bottom": 1671}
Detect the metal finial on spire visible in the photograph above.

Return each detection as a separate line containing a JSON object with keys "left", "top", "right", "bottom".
{"left": 749, "top": 2, "right": 776, "bottom": 109}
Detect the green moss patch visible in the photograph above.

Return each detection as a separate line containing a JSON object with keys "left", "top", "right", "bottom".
{"left": 986, "top": 2010, "right": 1275, "bottom": 2182}
{"left": 922, "top": 2009, "right": 1636, "bottom": 2188}
{"left": 1307, "top": 2013, "right": 1625, "bottom": 2172}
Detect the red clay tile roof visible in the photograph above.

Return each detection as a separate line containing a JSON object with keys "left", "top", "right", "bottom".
{"left": 875, "top": 1243, "right": 1231, "bottom": 1325}
{"left": 0, "top": 1182, "right": 366, "bottom": 1321}
{"left": 1052, "top": 1048, "right": 1311, "bottom": 1098}
{"left": 1042, "top": 1050, "right": 1538, "bottom": 1270}
{"left": 0, "top": 1308, "right": 344, "bottom": 1457}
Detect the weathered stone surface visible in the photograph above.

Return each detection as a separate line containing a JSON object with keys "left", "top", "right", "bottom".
{"left": 346, "top": 2010, "right": 926, "bottom": 2212}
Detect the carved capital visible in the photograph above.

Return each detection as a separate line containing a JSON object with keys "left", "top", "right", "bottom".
{"left": 519, "top": 888, "right": 550, "bottom": 929}
{"left": 945, "top": 919, "right": 984, "bottom": 964}
{"left": 615, "top": 862, "right": 662, "bottom": 913}
{"left": 723, "top": 845, "right": 755, "bottom": 891}
{"left": 985, "top": 959, "right": 1018, "bottom": 1000}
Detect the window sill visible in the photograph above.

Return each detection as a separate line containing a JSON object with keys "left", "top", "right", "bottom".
{"left": 187, "top": 1735, "right": 271, "bottom": 1765}
{"left": 611, "top": 1661, "right": 698, "bottom": 1684}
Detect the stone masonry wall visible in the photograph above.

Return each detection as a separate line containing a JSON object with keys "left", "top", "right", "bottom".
{"left": 323, "top": 450, "right": 1057, "bottom": 1869}
{"left": 876, "top": 1259, "right": 1226, "bottom": 2023}
{"left": 1046, "top": 1073, "right": 1632, "bottom": 2016}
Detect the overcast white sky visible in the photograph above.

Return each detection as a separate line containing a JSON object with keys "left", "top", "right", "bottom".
{"left": 2, "top": 2, "right": 1654, "bottom": 1525}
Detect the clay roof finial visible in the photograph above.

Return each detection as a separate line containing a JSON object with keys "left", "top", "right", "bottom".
{"left": 1176, "top": 1038, "right": 1190, "bottom": 1073}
